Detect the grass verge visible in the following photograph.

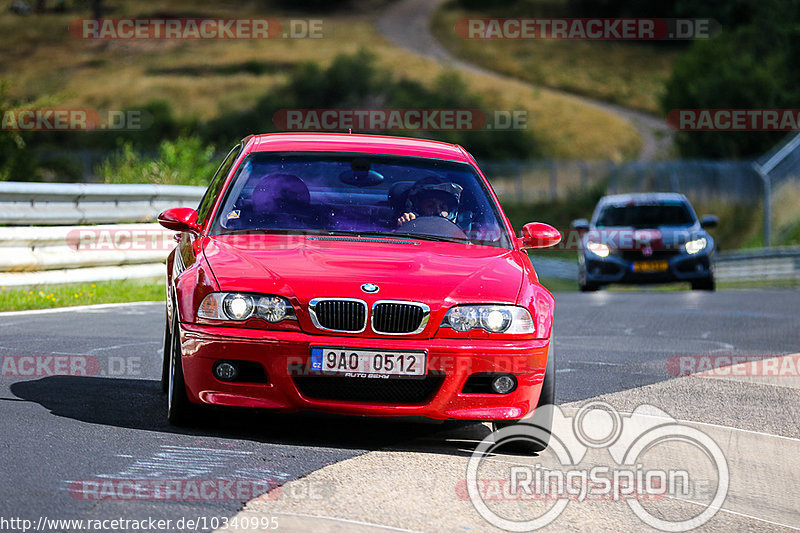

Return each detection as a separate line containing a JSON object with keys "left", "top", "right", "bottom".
{"left": 2, "top": 0, "right": 640, "bottom": 160}
{"left": 0, "top": 279, "right": 164, "bottom": 312}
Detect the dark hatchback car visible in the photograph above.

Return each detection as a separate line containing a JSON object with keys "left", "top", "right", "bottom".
{"left": 571, "top": 193, "right": 718, "bottom": 291}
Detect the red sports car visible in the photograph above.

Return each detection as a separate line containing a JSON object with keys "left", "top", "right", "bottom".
{"left": 158, "top": 133, "right": 560, "bottom": 450}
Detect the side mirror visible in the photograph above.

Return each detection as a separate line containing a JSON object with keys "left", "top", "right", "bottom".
{"left": 700, "top": 215, "right": 718, "bottom": 229}
{"left": 158, "top": 207, "right": 201, "bottom": 235}
{"left": 520, "top": 222, "right": 561, "bottom": 249}
{"left": 571, "top": 218, "right": 590, "bottom": 231}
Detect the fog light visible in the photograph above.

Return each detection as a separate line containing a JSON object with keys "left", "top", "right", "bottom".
{"left": 491, "top": 374, "right": 517, "bottom": 394}
{"left": 213, "top": 361, "right": 239, "bottom": 382}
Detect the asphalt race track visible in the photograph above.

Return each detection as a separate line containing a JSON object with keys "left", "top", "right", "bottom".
{"left": 1, "top": 290, "right": 798, "bottom": 532}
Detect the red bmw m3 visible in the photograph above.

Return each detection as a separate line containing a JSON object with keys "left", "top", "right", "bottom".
{"left": 158, "top": 132, "right": 560, "bottom": 450}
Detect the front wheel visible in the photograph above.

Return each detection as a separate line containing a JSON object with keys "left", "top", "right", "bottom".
{"left": 167, "top": 314, "right": 197, "bottom": 426}
{"left": 160, "top": 310, "right": 171, "bottom": 393}
{"left": 492, "top": 340, "right": 556, "bottom": 454}
{"left": 691, "top": 276, "right": 715, "bottom": 291}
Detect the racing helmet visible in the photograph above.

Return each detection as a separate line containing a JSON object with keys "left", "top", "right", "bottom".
{"left": 406, "top": 177, "right": 463, "bottom": 222}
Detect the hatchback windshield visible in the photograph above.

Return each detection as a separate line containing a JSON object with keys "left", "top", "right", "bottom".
{"left": 595, "top": 203, "right": 695, "bottom": 228}
{"left": 211, "top": 153, "right": 511, "bottom": 247}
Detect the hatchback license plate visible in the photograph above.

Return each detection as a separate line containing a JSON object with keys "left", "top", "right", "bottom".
{"left": 310, "top": 347, "right": 426, "bottom": 377}
{"left": 632, "top": 260, "right": 668, "bottom": 273}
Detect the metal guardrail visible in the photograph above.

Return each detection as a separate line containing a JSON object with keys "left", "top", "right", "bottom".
{"left": 0, "top": 182, "right": 205, "bottom": 225}
{"left": 715, "top": 246, "right": 800, "bottom": 283}
{"left": 0, "top": 182, "right": 797, "bottom": 287}
{"left": 531, "top": 248, "right": 800, "bottom": 284}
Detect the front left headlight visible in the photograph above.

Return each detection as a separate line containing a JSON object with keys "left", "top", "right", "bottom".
{"left": 441, "top": 305, "right": 534, "bottom": 334}
{"left": 198, "top": 292, "right": 296, "bottom": 322}
{"left": 685, "top": 237, "right": 708, "bottom": 255}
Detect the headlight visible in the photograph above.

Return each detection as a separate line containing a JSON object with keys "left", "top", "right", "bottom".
{"left": 586, "top": 240, "right": 610, "bottom": 258}
{"left": 685, "top": 237, "right": 707, "bottom": 255}
{"left": 198, "top": 292, "right": 296, "bottom": 322}
{"left": 441, "top": 305, "right": 534, "bottom": 334}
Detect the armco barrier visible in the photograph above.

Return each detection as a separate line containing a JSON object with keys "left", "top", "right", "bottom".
{"left": 0, "top": 181, "right": 204, "bottom": 225}
{"left": 0, "top": 182, "right": 798, "bottom": 287}
{"left": 714, "top": 246, "right": 800, "bottom": 283}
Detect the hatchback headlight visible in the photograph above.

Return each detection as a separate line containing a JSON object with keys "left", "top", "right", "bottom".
{"left": 685, "top": 237, "right": 707, "bottom": 255}
{"left": 586, "top": 240, "right": 610, "bottom": 258}
{"left": 198, "top": 292, "right": 296, "bottom": 322}
{"left": 441, "top": 305, "right": 534, "bottom": 334}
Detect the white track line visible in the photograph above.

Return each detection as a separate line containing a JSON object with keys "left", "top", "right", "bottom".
{"left": 0, "top": 301, "right": 162, "bottom": 317}
{"left": 272, "top": 512, "right": 421, "bottom": 532}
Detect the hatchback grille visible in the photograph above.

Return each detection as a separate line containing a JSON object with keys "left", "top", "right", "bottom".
{"left": 310, "top": 299, "right": 367, "bottom": 332}
{"left": 372, "top": 302, "right": 429, "bottom": 334}
{"left": 293, "top": 374, "right": 444, "bottom": 404}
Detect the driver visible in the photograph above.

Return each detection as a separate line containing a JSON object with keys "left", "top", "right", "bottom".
{"left": 397, "top": 177, "right": 463, "bottom": 227}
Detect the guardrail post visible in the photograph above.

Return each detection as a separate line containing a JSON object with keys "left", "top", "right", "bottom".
{"left": 752, "top": 163, "right": 771, "bottom": 248}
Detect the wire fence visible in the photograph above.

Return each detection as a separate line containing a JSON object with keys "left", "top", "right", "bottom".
{"left": 479, "top": 159, "right": 770, "bottom": 205}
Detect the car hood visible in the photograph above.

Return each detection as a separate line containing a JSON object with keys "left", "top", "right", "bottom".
{"left": 584, "top": 225, "right": 704, "bottom": 250}
{"left": 202, "top": 234, "right": 525, "bottom": 307}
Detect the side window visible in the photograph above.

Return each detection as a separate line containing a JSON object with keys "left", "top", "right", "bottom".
{"left": 196, "top": 143, "right": 243, "bottom": 225}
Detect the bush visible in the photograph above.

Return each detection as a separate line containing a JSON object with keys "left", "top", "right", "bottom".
{"left": 661, "top": 0, "right": 800, "bottom": 158}
{"left": 203, "top": 49, "right": 540, "bottom": 160}
{"left": 98, "top": 137, "right": 217, "bottom": 186}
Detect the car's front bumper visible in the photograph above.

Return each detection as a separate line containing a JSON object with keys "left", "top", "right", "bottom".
{"left": 177, "top": 323, "right": 550, "bottom": 421}
{"left": 582, "top": 250, "right": 713, "bottom": 285}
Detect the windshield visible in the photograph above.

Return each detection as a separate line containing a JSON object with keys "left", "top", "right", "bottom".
{"left": 210, "top": 153, "right": 511, "bottom": 247}
{"left": 595, "top": 202, "right": 696, "bottom": 228}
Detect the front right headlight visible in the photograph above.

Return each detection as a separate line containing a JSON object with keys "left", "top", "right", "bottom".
{"left": 198, "top": 292, "right": 296, "bottom": 323}
{"left": 586, "top": 240, "right": 610, "bottom": 258}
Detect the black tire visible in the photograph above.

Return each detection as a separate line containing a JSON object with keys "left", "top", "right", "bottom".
{"left": 491, "top": 340, "right": 556, "bottom": 454}
{"left": 167, "top": 314, "right": 197, "bottom": 426}
{"left": 578, "top": 266, "right": 600, "bottom": 292}
{"left": 691, "top": 276, "right": 715, "bottom": 291}
{"left": 160, "top": 309, "right": 171, "bottom": 394}
{"left": 579, "top": 281, "right": 600, "bottom": 292}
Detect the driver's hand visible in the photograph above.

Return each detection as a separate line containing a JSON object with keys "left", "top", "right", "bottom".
{"left": 397, "top": 212, "right": 416, "bottom": 226}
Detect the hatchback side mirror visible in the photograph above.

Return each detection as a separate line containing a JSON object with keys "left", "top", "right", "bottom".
{"left": 571, "top": 218, "right": 590, "bottom": 231}
{"left": 520, "top": 222, "right": 561, "bottom": 249}
{"left": 158, "top": 207, "right": 201, "bottom": 235}
{"left": 700, "top": 215, "right": 718, "bottom": 229}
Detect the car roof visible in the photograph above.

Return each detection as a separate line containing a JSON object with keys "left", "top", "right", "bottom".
{"left": 247, "top": 132, "right": 470, "bottom": 162}
{"left": 597, "top": 192, "right": 690, "bottom": 206}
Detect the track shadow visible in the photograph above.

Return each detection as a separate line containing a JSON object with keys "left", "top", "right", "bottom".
{"left": 10, "top": 376, "right": 490, "bottom": 456}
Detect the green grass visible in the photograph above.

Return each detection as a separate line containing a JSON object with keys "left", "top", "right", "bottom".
{"left": 537, "top": 277, "right": 578, "bottom": 292}
{"left": 432, "top": 2, "right": 678, "bottom": 114}
{"left": 0, "top": 0, "right": 641, "bottom": 161}
{"left": 0, "top": 279, "right": 164, "bottom": 312}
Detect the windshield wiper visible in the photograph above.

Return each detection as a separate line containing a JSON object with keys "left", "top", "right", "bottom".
{"left": 325, "top": 230, "right": 467, "bottom": 244}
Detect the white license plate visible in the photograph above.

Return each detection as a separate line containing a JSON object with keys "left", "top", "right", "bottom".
{"left": 310, "top": 347, "right": 426, "bottom": 377}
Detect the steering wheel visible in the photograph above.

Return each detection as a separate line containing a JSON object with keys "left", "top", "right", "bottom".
{"left": 396, "top": 216, "right": 467, "bottom": 239}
